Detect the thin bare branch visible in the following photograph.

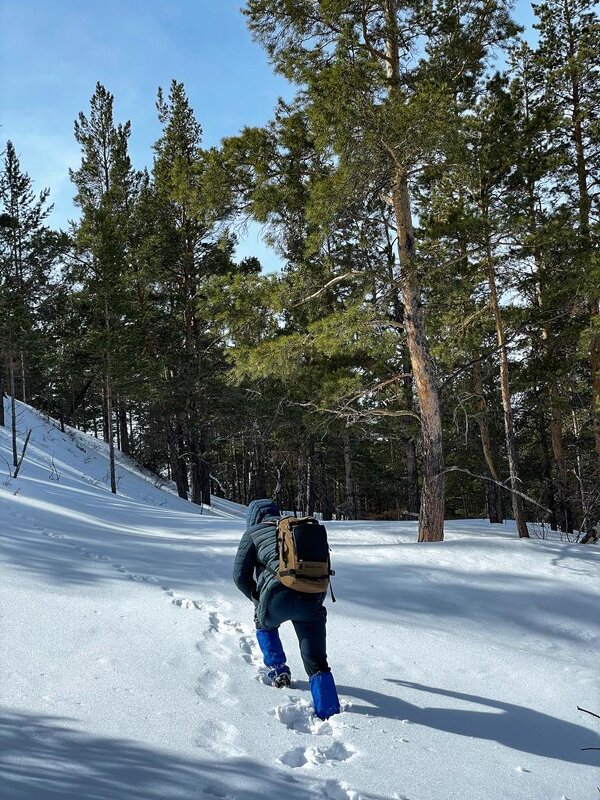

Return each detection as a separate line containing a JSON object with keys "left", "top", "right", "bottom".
{"left": 293, "top": 271, "right": 363, "bottom": 306}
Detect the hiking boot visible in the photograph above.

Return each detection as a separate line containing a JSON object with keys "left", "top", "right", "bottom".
{"left": 267, "top": 663, "right": 291, "bottom": 688}
{"left": 272, "top": 671, "right": 291, "bottom": 688}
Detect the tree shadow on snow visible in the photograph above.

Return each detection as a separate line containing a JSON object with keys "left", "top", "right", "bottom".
{"left": 334, "top": 679, "right": 600, "bottom": 767}
{"left": 0, "top": 710, "right": 392, "bottom": 800}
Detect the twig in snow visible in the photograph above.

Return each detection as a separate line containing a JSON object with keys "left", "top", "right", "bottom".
{"left": 577, "top": 706, "right": 600, "bottom": 719}
{"left": 13, "top": 429, "right": 32, "bottom": 479}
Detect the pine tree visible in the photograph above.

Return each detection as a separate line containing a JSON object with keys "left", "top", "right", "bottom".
{"left": 241, "top": 0, "right": 520, "bottom": 539}
{"left": 69, "top": 83, "right": 139, "bottom": 494}
{"left": 534, "top": 0, "right": 600, "bottom": 461}
{"left": 0, "top": 141, "right": 58, "bottom": 454}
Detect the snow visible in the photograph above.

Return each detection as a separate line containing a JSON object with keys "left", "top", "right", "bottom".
{"left": 1, "top": 398, "right": 599, "bottom": 800}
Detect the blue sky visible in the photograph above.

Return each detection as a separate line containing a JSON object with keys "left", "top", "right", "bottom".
{"left": 1, "top": 1, "right": 537, "bottom": 272}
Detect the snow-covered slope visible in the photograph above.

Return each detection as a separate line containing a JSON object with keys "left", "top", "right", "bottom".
{"left": 1, "top": 399, "right": 598, "bottom": 800}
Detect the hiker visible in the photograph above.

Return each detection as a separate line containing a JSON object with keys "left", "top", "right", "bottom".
{"left": 233, "top": 498, "right": 340, "bottom": 720}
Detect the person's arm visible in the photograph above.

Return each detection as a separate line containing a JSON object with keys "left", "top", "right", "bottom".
{"left": 233, "top": 531, "right": 258, "bottom": 601}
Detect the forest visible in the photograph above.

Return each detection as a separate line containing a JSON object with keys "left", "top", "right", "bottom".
{"left": 0, "top": 0, "right": 598, "bottom": 542}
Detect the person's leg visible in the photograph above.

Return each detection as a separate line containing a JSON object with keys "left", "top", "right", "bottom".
{"left": 291, "top": 605, "right": 329, "bottom": 677}
{"left": 255, "top": 627, "right": 286, "bottom": 667}
{"left": 255, "top": 627, "right": 291, "bottom": 687}
{"left": 292, "top": 604, "right": 340, "bottom": 720}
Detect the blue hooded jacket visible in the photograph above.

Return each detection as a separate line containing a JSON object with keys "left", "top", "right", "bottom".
{"left": 233, "top": 499, "right": 282, "bottom": 627}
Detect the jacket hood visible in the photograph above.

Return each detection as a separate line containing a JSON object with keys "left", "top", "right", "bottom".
{"left": 246, "top": 498, "right": 280, "bottom": 527}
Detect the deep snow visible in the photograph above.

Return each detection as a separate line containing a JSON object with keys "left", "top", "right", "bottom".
{"left": 1, "top": 398, "right": 598, "bottom": 800}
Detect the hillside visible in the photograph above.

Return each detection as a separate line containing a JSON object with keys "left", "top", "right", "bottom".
{"left": 1, "top": 399, "right": 599, "bottom": 800}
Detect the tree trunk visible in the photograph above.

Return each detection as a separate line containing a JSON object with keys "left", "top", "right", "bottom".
{"left": 539, "top": 410, "right": 558, "bottom": 530}
{"left": 564, "top": 7, "right": 599, "bottom": 460}
{"left": 20, "top": 351, "right": 26, "bottom": 403}
{"left": 198, "top": 428, "right": 211, "bottom": 506}
{"left": 0, "top": 360, "right": 5, "bottom": 427}
{"left": 164, "top": 416, "right": 188, "bottom": 500}
{"left": 384, "top": 0, "right": 444, "bottom": 541}
{"left": 549, "top": 388, "right": 573, "bottom": 532}
{"left": 403, "top": 436, "right": 420, "bottom": 516}
{"left": 391, "top": 172, "right": 445, "bottom": 542}
{"left": 343, "top": 434, "right": 358, "bottom": 520}
{"left": 317, "top": 450, "right": 333, "bottom": 521}
{"left": 118, "top": 402, "right": 130, "bottom": 455}
{"left": 483, "top": 242, "right": 529, "bottom": 537}
{"left": 189, "top": 429, "right": 204, "bottom": 505}
{"left": 472, "top": 361, "right": 504, "bottom": 523}
{"left": 104, "top": 297, "right": 117, "bottom": 495}
{"left": 8, "top": 353, "right": 18, "bottom": 468}
{"left": 306, "top": 443, "right": 315, "bottom": 517}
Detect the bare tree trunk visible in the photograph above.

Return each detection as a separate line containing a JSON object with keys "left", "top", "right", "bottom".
{"left": 483, "top": 243, "right": 528, "bottom": 537}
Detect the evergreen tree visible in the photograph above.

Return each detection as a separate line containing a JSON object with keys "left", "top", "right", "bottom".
{"left": 69, "top": 83, "right": 139, "bottom": 494}
{"left": 0, "top": 141, "right": 60, "bottom": 454}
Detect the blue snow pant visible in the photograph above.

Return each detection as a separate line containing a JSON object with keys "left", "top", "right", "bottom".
{"left": 255, "top": 585, "right": 329, "bottom": 677}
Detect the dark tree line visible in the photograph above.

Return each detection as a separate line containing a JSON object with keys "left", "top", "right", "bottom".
{"left": 1, "top": 0, "right": 598, "bottom": 539}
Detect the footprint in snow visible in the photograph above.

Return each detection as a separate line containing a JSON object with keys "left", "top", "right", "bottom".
{"left": 126, "top": 573, "right": 159, "bottom": 584}
{"left": 273, "top": 697, "right": 339, "bottom": 736}
{"left": 172, "top": 597, "right": 204, "bottom": 610}
{"left": 195, "top": 667, "right": 237, "bottom": 706}
{"left": 195, "top": 719, "right": 245, "bottom": 758}
{"left": 319, "top": 779, "right": 361, "bottom": 800}
{"left": 279, "top": 741, "right": 355, "bottom": 768}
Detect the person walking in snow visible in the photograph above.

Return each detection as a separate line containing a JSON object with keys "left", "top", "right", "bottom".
{"left": 233, "top": 498, "right": 340, "bottom": 720}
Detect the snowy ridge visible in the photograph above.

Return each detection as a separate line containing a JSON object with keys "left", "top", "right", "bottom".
{"left": 1, "top": 398, "right": 599, "bottom": 800}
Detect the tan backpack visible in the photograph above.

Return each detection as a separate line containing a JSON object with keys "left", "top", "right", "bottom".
{"left": 275, "top": 516, "right": 335, "bottom": 597}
